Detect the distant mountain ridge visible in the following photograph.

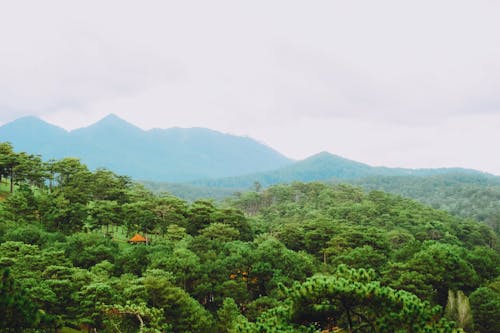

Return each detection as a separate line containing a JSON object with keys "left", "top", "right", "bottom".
{"left": 1, "top": 114, "right": 491, "bottom": 186}
{"left": 187, "top": 151, "right": 487, "bottom": 189}
{"left": 0, "top": 114, "right": 292, "bottom": 181}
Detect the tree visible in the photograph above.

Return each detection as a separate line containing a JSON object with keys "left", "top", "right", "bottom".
{"left": 122, "top": 201, "right": 157, "bottom": 237}
{"left": 116, "top": 245, "right": 151, "bottom": 276}
{"left": 143, "top": 270, "right": 214, "bottom": 332}
{"left": 12, "top": 152, "right": 46, "bottom": 188}
{"left": 187, "top": 199, "right": 216, "bottom": 235}
{"left": 329, "top": 245, "right": 387, "bottom": 274}
{"left": 76, "top": 282, "right": 117, "bottom": 330}
{"left": 245, "top": 296, "right": 280, "bottom": 322}
{"left": 152, "top": 195, "right": 188, "bottom": 235}
{"left": 0, "top": 142, "right": 18, "bottom": 193}
{"left": 100, "top": 302, "right": 168, "bottom": 333}
{"left": 406, "top": 242, "right": 479, "bottom": 305}
{"left": 470, "top": 286, "right": 500, "bottom": 333}
{"left": 152, "top": 246, "right": 200, "bottom": 291}
{"left": 87, "top": 200, "right": 121, "bottom": 233}
{"left": 211, "top": 208, "right": 253, "bottom": 241}
{"left": 200, "top": 223, "right": 241, "bottom": 243}
{"left": 235, "top": 305, "right": 312, "bottom": 333}
{"left": 216, "top": 297, "right": 243, "bottom": 333}
{"left": 0, "top": 269, "right": 41, "bottom": 331}
{"left": 251, "top": 236, "right": 315, "bottom": 297}
{"left": 286, "top": 266, "right": 455, "bottom": 332}
{"left": 39, "top": 193, "right": 88, "bottom": 233}
{"left": 465, "top": 246, "right": 500, "bottom": 283}
{"left": 165, "top": 224, "right": 188, "bottom": 242}
{"left": 51, "top": 158, "right": 93, "bottom": 203}
{"left": 1, "top": 185, "right": 37, "bottom": 223}
{"left": 91, "top": 168, "right": 131, "bottom": 203}
{"left": 65, "top": 233, "right": 119, "bottom": 268}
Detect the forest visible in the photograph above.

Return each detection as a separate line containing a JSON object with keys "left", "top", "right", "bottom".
{"left": 349, "top": 175, "right": 500, "bottom": 235}
{"left": 1, "top": 141, "right": 499, "bottom": 332}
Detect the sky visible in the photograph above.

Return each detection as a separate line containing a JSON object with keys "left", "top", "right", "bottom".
{"left": 1, "top": 0, "right": 500, "bottom": 174}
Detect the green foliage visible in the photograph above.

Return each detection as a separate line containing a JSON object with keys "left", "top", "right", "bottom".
{"left": 65, "top": 233, "right": 118, "bottom": 268}
{"left": 1, "top": 144, "right": 499, "bottom": 333}
{"left": 0, "top": 269, "right": 41, "bottom": 331}
{"left": 1, "top": 185, "right": 37, "bottom": 222}
{"left": 405, "top": 242, "right": 478, "bottom": 304}
{"left": 469, "top": 285, "right": 500, "bottom": 333}
{"left": 143, "top": 269, "right": 215, "bottom": 332}
{"left": 351, "top": 173, "right": 500, "bottom": 235}
{"left": 466, "top": 246, "right": 500, "bottom": 283}
{"left": 116, "top": 245, "right": 151, "bottom": 276}
{"left": 3, "top": 224, "right": 48, "bottom": 246}
{"left": 217, "top": 297, "right": 244, "bottom": 333}
{"left": 236, "top": 265, "right": 457, "bottom": 332}
{"left": 187, "top": 199, "right": 216, "bottom": 235}
{"left": 100, "top": 301, "right": 168, "bottom": 333}
{"left": 76, "top": 281, "right": 117, "bottom": 328}
{"left": 245, "top": 296, "right": 281, "bottom": 322}
{"left": 236, "top": 305, "right": 314, "bottom": 333}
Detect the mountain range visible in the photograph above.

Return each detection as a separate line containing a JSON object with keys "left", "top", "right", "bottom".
{"left": 0, "top": 114, "right": 292, "bottom": 181}
{"left": 187, "top": 151, "right": 485, "bottom": 189}
{"left": 3, "top": 114, "right": 499, "bottom": 235}
{"left": 0, "top": 114, "right": 490, "bottom": 185}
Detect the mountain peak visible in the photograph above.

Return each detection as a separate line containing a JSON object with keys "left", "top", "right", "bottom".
{"left": 1, "top": 115, "right": 67, "bottom": 132}
{"left": 11, "top": 115, "right": 43, "bottom": 122}
{"left": 74, "top": 114, "right": 142, "bottom": 133}
{"left": 95, "top": 113, "right": 133, "bottom": 126}
{"left": 312, "top": 151, "right": 336, "bottom": 158}
{"left": 102, "top": 113, "right": 123, "bottom": 121}
{"left": 0, "top": 116, "right": 68, "bottom": 154}
{"left": 306, "top": 151, "right": 351, "bottom": 162}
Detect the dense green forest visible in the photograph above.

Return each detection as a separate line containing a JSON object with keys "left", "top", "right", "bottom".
{"left": 349, "top": 175, "right": 500, "bottom": 235}
{"left": 141, "top": 180, "right": 239, "bottom": 202}
{"left": 1, "top": 142, "right": 499, "bottom": 332}
{"left": 145, "top": 174, "right": 500, "bottom": 238}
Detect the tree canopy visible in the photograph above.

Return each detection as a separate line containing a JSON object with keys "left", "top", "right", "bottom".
{"left": 0, "top": 143, "right": 498, "bottom": 332}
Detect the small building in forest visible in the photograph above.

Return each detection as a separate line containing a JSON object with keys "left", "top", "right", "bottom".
{"left": 128, "top": 233, "right": 148, "bottom": 244}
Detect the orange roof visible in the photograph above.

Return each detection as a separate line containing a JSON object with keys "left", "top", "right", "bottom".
{"left": 129, "top": 233, "right": 147, "bottom": 243}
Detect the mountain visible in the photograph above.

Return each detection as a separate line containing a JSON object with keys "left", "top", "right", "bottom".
{"left": 0, "top": 114, "right": 292, "bottom": 181}
{"left": 0, "top": 116, "right": 70, "bottom": 155}
{"left": 187, "top": 151, "right": 486, "bottom": 189}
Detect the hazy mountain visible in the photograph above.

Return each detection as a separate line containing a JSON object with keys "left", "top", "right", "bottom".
{"left": 0, "top": 114, "right": 292, "bottom": 181}
{"left": 188, "top": 151, "right": 486, "bottom": 189}
{"left": 0, "top": 116, "right": 70, "bottom": 154}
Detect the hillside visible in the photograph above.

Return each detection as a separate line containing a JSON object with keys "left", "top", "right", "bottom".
{"left": 1, "top": 144, "right": 499, "bottom": 331}
{"left": 0, "top": 114, "right": 292, "bottom": 182}
{"left": 188, "top": 151, "right": 486, "bottom": 189}
{"left": 140, "top": 180, "right": 240, "bottom": 201}
{"left": 349, "top": 173, "right": 500, "bottom": 234}
{"left": 143, "top": 159, "right": 500, "bottom": 236}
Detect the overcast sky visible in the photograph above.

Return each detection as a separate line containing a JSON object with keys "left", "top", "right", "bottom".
{"left": 1, "top": 1, "right": 500, "bottom": 174}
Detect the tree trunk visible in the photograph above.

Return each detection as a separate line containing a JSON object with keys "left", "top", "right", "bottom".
{"left": 9, "top": 167, "right": 13, "bottom": 193}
